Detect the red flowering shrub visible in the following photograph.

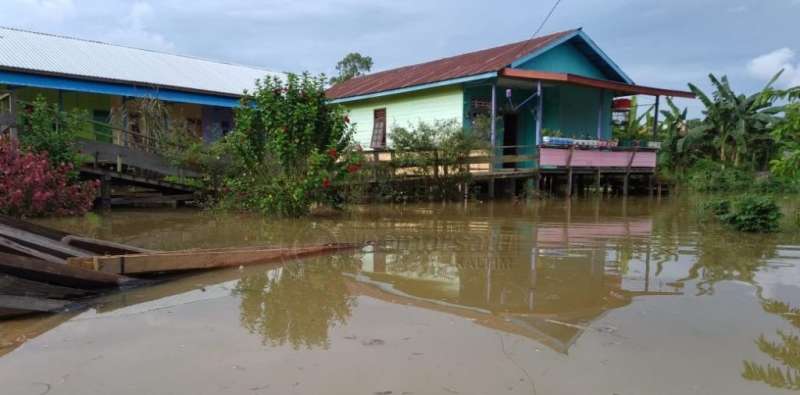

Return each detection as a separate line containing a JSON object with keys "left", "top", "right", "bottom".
{"left": 0, "top": 137, "right": 99, "bottom": 217}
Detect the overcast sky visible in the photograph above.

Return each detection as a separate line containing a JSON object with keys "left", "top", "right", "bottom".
{"left": 3, "top": 0, "right": 800, "bottom": 116}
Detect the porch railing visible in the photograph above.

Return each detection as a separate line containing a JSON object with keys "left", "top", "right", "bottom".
{"left": 362, "top": 145, "right": 538, "bottom": 181}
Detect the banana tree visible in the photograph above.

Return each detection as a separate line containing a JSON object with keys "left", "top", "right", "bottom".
{"left": 657, "top": 98, "right": 691, "bottom": 176}
{"left": 613, "top": 96, "right": 653, "bottom": 141}
{"left": 687, "top": 72, "right": 785, "bottom": 169}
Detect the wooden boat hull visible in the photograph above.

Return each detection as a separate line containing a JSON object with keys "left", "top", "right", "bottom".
{"left": 67, "top": 243, "right": 365, "bottom": 275}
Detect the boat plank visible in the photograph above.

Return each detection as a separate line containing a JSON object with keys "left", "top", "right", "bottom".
{"left": 0, "top": 236, "right": 66, "bottom": 264}
{"left": 67, "top": 243, "right": 363, "bottom": 275}
{"left": 0, "top": 252, "right": 129, "bottom": 288}
{"left": 61, "top": 235, "right": 156, "bottom": 255}
{"left": 0, "top": 224, "right": 93, "bottom": 257}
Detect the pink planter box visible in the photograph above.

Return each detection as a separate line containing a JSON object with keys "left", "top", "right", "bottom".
{"left": 539, "top": 147, "right": 656, "bottom": 168}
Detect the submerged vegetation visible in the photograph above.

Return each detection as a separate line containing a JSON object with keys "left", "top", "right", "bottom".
{"left": 700, "top": 195, "right": 782, "bottom": 233}
{"left": 217, "top": 73, "right": 363, "bottom": 217}
{"left": 373, "top": 119, "right": 489, "bottom": 202}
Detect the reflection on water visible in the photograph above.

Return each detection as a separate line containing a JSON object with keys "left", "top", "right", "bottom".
{"left": 2, "top": 197, "right": 799, "bottom": 392}
{"left": 355, "top": 204, "right": 681, "bottom": 353}
{"left": 743, "top": 299, "right": 800, "bottom": 391}
{"left": 234, "top": 256, "right": 358, "bottom": 349}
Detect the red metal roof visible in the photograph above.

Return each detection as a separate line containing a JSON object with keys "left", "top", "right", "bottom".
{"left": 326, "top": 29, "right": 577, "bottom": 100}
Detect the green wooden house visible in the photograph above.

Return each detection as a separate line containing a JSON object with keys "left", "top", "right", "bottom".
{"left": 326, "top": 28, "right": 693, "bottom": 170}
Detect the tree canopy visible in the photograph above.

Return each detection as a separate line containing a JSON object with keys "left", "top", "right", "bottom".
{"left": 329, "top": 52, "right": 373, "bottom": 85}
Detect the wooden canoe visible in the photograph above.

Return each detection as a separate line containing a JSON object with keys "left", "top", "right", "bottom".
{"left": 67, "top": 243, "right": 365, "bottom": 275}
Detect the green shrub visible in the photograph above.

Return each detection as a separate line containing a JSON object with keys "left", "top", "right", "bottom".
{"left": 219, "top": 72, "right": 362, "bottom": 217}
{"left": 699, "top": 198, "right": 731, "bottom": 220}
{"left": 686, "top": 160, "right": 754, "bottom": 192}
{"left": 718, "top": 195, "right": 782, "bottom": 233}
{"left": 18, "top": 96, "right": 88, "bottom": 169}
{"left": 387, "top": 119, "right": 488, "bottom": 201}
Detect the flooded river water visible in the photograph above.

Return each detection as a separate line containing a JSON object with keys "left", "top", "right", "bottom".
{"left": 1, "top": 197, "right": 800, "bottom": 394}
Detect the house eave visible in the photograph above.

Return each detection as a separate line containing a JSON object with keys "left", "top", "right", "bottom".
{"left": 328, "top": 72, "right": 498, "bottom": 104}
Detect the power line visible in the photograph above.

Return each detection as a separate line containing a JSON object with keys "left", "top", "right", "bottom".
{"left": 530, "top": 0, "right": 563, "bottom": 40}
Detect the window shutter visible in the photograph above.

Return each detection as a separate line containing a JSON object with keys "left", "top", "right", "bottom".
{"left": 370, "top": 109, "right": 387, "bottom": 149}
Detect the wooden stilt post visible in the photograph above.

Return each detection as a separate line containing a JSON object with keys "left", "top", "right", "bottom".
{"left": 623, "top": 173, "right": 629, "bottom": 197}
{"left": 101, "top": 173, "right": 112, "bottom": 210}
{"left": 565, "top": 145, "right": 575, "bottom": 198}
{"left": 488, "top": 177, "right": 495, "bottom": 199}
{"left": 648, "top": 174, "right": 654, "bottom": 198}
{"left": 595, "top": 169, "right": 601, "bottom": 195}
{"left": 567, "top": 170, "right": 574, "bottom": 198}
{"left": 623, "top": 148, "right": 637, "bottom": 198}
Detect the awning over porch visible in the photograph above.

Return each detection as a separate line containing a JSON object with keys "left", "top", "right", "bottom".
{"left": 499, "top": 68, "right": 695, "bottom": 98}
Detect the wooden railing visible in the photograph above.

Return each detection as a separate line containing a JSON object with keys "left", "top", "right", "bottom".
{"left": 362, "top": 145, "right": 538, "bottom": 180}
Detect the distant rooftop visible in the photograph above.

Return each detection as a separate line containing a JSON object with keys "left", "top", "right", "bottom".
{"left": 0, "top": 26, "right": 281, "bottom": 97}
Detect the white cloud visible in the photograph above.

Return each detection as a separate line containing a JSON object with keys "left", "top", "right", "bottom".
{"left": 8, "top": 0, "right": 77, "bottom": 24}
{"left": 747, "top": 48, "right": 800, "bottom": 88}
{"left": 101, "top": 1, "right": 175, "bottom": 52}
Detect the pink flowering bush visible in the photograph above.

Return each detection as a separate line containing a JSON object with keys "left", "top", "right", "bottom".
{"left": 0, "top": 137, "right": 99, "bottom": 217}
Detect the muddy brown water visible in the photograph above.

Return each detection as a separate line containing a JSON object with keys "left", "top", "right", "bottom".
{"left": 1, "top": 197, "right": 800, "bottom": 394}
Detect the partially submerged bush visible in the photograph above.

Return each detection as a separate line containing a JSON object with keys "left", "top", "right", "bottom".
{"left": 699, "top": 198, "right": 731, "bottom": 220}
{"left": 387, "top": 119, "right": 488, "bottom": 201}
{"left": 701, "top": 194, "right": 782, "bottom": 233}
{"left": 721, "top": 195, "right": 783, "bottom": 233}
{"left": 219, "top": 73, "right": 362, "bottom": 217}
{"left": 0, "top": 137, "right": 99, "bottom": 217}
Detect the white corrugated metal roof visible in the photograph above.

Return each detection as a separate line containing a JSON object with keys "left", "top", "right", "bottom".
{"left": 0, "top": 26, "right": 281, "bottom": 96}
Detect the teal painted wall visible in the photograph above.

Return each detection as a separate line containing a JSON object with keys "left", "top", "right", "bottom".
{"left": 542, "top": 85, "right": 613, "bottom": 140}
{"left": 518, "top": 42, "right": 607, "bottom": 80}
{"left": 463, "top": 84, "right": 539, "bottom": 168}
{"left": 464, "top": 82, "right": 613, "bottom": 169}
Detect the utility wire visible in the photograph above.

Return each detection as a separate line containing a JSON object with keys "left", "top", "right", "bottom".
{"left": 530, "top": 0, "right": 563, "bottom": 40}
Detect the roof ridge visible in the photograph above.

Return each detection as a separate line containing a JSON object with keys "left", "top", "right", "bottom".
{"left": 0, "top": 25, "right": 277, "bottom": 73}
{"left": 343, "top": 29, "right": 578, "bottom": 84}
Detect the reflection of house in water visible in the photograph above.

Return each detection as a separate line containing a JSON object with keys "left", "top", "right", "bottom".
{"left": 355, "top": 216, "right": 680, "bottom": 353}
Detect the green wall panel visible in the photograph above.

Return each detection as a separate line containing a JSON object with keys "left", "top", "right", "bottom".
{"left": 344, "top": 86, "right": 464, "bottom": 148}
